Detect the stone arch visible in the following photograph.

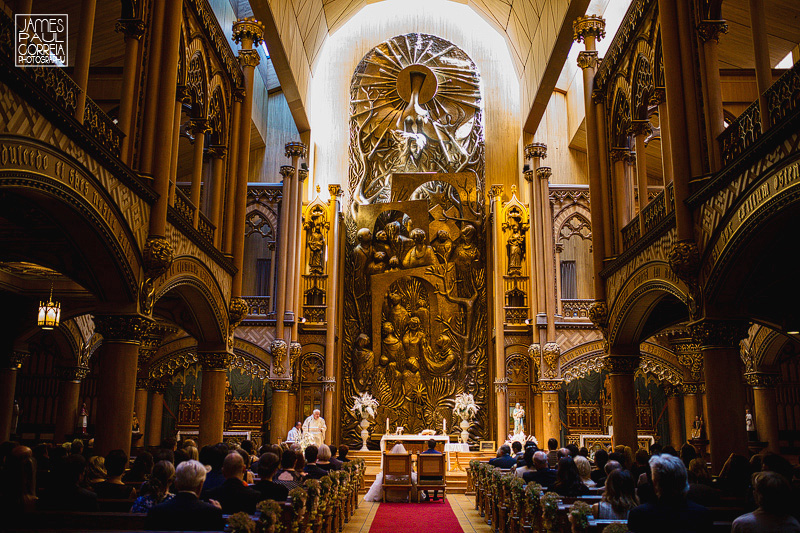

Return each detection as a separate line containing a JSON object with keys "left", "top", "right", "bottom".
{"left": 560, "top": 340, "right": 682, "bottom": 385}
{"left": 608, "top": 82, "right": 632, "bottom": 149}
{"left": 207, "top": 85, "right": 227, "bottom": 146}
{"left": 631, "top": 51, "right": 653, "bottom": 121}
{"left": 185, "top": 50, "right": 209, "bottom": 118}
{"left": 608, "top": 262, "right": 690, "bottom": 351}
{"left": 152, "top": 257, "right": 228, "bottom": 346}
{"left": 0, "top": 137, "right": 140, "bottom": 303}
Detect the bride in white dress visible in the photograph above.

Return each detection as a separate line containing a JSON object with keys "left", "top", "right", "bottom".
{"left": 363, "top": 443, "right": 418, "bottom": 502}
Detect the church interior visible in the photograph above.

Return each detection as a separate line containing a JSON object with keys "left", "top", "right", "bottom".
{"left": 1, "top": 0, "right": 800, "bottom": 530}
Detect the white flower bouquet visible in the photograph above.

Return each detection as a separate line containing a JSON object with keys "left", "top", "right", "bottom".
{"left": 351, "top": 392, "right": 379, "bottom": 420}
{"left": 453, "top": 393, "right": 479, "bottom": 420}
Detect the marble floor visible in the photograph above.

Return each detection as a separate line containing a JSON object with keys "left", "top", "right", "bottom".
{"left": 342, "top": 494, "right": 493, "bottom": 533}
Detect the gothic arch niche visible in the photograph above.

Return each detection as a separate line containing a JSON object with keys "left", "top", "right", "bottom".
{"left": 342, "top": 33, "right": 488, "bottom": 444}
{"left": 557, "top": 212, "right": 592, "bottom": 302}
{"left": 298, "top": 353, "right": 324, "bottom": 422}
{"left": 243, "top": 206, "right": 277, "bottom": 302}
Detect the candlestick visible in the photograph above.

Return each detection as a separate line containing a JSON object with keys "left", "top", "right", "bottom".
{"left": 443, "top": 418, "right": 447, "bottom": 434}
{"left": 386, "top": 417, "right": 389, "bottom": 433}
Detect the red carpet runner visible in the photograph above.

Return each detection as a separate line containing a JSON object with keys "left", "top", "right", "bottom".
{"left": 368, "top": 500, "right": 464, "bottom": 533}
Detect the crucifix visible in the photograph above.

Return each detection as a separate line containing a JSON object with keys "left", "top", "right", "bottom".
{"left": 544, "top": 398, "right": 556, "bottom": 421}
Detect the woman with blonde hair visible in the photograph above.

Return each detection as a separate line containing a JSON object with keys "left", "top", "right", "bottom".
{"left": 185, "top": 446, "right": 199, "bottom": 461}
{"left": 574, "top": 455, "right": 597, "bottom": 488}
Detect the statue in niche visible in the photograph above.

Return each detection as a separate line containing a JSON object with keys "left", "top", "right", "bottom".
{"left": 353, "top": 334, "right": 375, "bottom": 390}
{"left": 387, "top": 291, "right": 409, "bottom": 335}
{"left": 453, "top": 224, "right": 480, "bottom": 297}
{"left": 431, "top": 229, "right": 453, "bottom": 264}
{"left": 385, "top": 221, "right": 411, "bottom": 268}
{"left": 413, "top": 298, "right": 430, "bottom": 337}
{"left": 307, "top": 225, "right": 325, "bottom": 275}
{"left": 366, "top": 251, "right": 387, "bottom": 275}
{"left": 353, "top": 228, "right": 373, "bottom": 295}
{"left": 504, "top": 211, "right": 526, "bottom": 277}
{"left": 402, "top": 228, "right": 435, "bottom": 268}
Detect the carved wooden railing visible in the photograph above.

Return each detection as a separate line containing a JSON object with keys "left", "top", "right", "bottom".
{"left": 173, "top": 188, "right": 196, "bottom": 226}
{"left": 621, "top": 216, "right": 640, "bottom": 251}
{"left": 242, "top": 296, "right": 271, "bottom": 318}
{"left": 505, "top": 307, "right": 528, "bottom": 324}
{"left": 197, "top": 212, "right": 215, "bottom": 245}
{"left": 641, "top": 189, "right": 666, "bottom": 234}
{"left": 302, "top": 275, "right": 327, "bottom": 323}
{"left": 561, "top": 299, "right": 593, "bottom": 319}
{"left": 503, "top": 276, "right": 529, "bottom": 324}
{"left": 83, "top": 98, "right": 123, "bottom": 157}
{"left": 766, "top": 60, "right": 800, "bottom": 126}
{"left": 719, "top": 99, "right": 761, "bottom": 166}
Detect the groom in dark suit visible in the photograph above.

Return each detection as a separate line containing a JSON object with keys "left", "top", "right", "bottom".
{"left": 420, "top": 438, "right": 444, "bottom": 501}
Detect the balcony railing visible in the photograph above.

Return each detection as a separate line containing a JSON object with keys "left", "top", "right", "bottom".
{"left": 242, "top": 296, "right": 272, "bottom": 319}
{"left": 621, "top": 216, "right": 640, "bottom": 251}
{"left": 84, "top": 98, "right": 123, "bottom": 156}
{"left": 561, "top": 299, "right": 593, "bottom": 319}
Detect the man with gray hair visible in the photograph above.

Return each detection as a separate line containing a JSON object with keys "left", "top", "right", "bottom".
{"left": 303, "top": 409, "right": 327, "bottom": 447}
{"left": 145, "top": 459, "right": 224, "bottom": 531}
{"left": 627, "top": 454, "right": 712, "bottom": 532}
{"left": 522, "top": 451, "right": 557, "bottom": 487}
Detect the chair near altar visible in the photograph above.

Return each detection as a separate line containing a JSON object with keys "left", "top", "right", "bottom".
{"left": 382, "top": 452, "right": 413, "bottom": 502}
{"left": 417, "top": 453, "right": 447, "bottom": 502}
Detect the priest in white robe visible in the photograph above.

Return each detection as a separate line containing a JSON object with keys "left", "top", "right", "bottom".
{"left": 303, "top": 409, "right": 327, "bottom": 447}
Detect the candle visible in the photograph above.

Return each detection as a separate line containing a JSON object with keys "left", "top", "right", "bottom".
{"left": 386, "top": 418, "right": 389, "bottom": 433}
{"left": 443, "top": 418, "right": 447, "bottom": 434}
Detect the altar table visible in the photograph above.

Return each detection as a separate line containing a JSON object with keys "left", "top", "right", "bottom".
{"left": 380, "top": 434, "right": 450, "bottom": 469}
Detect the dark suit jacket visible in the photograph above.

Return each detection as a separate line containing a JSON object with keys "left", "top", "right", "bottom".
{"left": 254, "top": 479, "right": 289, "bottom": 501}
{"left": 627, "top": 499, "right": 713, "bottom": 533}
{"left": 202, "top": 477, "right": 263, "bottom": 514}
{"left": 144, "top": 492, "right": 225, "bottom": 531}
{"left": 328, "top": 457, "right": 344, "bottom": 471}
{"left": 420, "top": 449, "right": 443, "bottom": 481}
{"left": 522, "top": 468, "right": 557, "bottom": 488}
{"left": 303, "top": 463, "right": 329, "bottom": 480}
{"left": 488, "top": 454, "right": 518, "bottom": 469}
{"left": 40, "top": 486, "right": 99, "bottom": 511}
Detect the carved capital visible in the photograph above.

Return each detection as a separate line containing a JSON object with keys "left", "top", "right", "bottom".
{"left": 536, "top": 166, "right": 552, "bottom": 181}
{"left": 229, "top": 297, "right": 249, "bottom": 329}
{"left": 270, "top": 379, "right": 293, "bottom": 391}
{"left": 744, "top": 372, "right": 781, "bottom": 388}
{"left": 528, "top": 343, "right": 541, "bottom": 359}
{"left": 697, "top": 20, "right": 728, "bottom": 43}
{"left": 681, "top": 382, "right": 705, "bottom": 395}
{"left": 573, "top": 15, "right": 606, "bottom": 43}
{"left": 271, "top": 339, "right": 288, "bottom": 375}
{"left": 672, "top": 340, "right": 703, "bottom": 381}
{"left": 142, "top": 236, "right": 174, "bottom": 278}
{"left": 668, "top": 240, "right": 701, "bottom": 317}
{"left": 94, "top": 314, "right": 153, "bottom": 343}
{"left": 298, "top": 168, "right": 308, "bottom": 182}
{"left": 232, "top": 17, "right": 265, "bottom": 47}
{"left": 233, "top": 88, "right": 245, "bottom": 103}
{"left": 542, "top": 343, "right": 561, "bottom": 380}
{"left": 488, "top": 184, "right": 503, "bottom": 201}
{"left": 238, "top": 48, "right": 260, "bottom": 68}
{"left": 649, "top": 88, "right": 666, "bottom": 106}
{"left": 177, "top": 85, "right": 192, "bottom": 104}
{"left": 629, "top": 120, "right": 653, "bottom": 138}
{"left": 289, "top": 341, "right": 302, "bottom": 369}
{"left": 576, "top": 50, "right": 599, "bottom": 70}
{"left": 188, "top": 118, "right": 211, "bottom": 136}
{"left": 663, "top": 383, "right": 682, "bottom": 398}
{"left": 494, "top": 378, "right": 508, "bottom": 393}
{"left": 198, "top": 351, "right": 233, "bottom": 370}
{"left": 279, "top": 165, "right": 295, "bottom": 180}
{"left": 136, "top": 377, "right": 150, "bottom": 390}
{"left": 115, "top": 19, "right": 146, "bottom": 39}
{"left": 588, "top": 300, "right": 609, "bottom": 329}
{"left": 208, "top": 145, "right": 227, "bottom": 159}
{"left": 539, "top": 380, "right": 563, "bottom": 392}
{"left": 610, "top": 148, "right": 633, "bottom": 163}
{"left": 322, "top": 376, "right": 336, "bottom": 392}
{"left": 148, "top": 379, "right": 169, "bottom": 395}
{"left": 285, "top": 142, "right": 308, "bottom": 159}
{"left": 524, "top": 142, "right": 547, "bottom": 160}
{"left": 690, "top": 320, "right": 749, "bottom": 349}
{"left": 56, "top": 366, "right": 90, "bottom": 382}
{"left": 604, "top": 355, "right": 640, "bottom": 374}
{"left": 523, "top": 169, "right": 534, "bottom": 182}
{"left": 328, "top": 184, "right": 342, "bottom": 197}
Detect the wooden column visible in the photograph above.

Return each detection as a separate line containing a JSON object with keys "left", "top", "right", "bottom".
{"left": 554, "top": 242, "right": 563, "bottom": 316}
{"left": 138, "top": 0, "right": 166, "bottom": 174}
{"left": 133, "top": 381, "right": 148, "bottom": 449}
{"left": 595, "top": 99, "right": 613, "bottom": 257}
{"left": 697, "top": 20, "right": 728, "bottom": 171}
{"left": 167, "top": 91, "right": 187, "bottom": 207}
{"left": 541, "top": 383, "right": 562, "bottom": 446}
{"left": 208, "top": 146, "right": 227, "bottom": 248}
{"left": 73, "top": 0, "right": 97, "bottom": 123}
{"left": 524, "top": 143, "right": 547, "bottom": 342}
{"left": 490, "top": 184, "right": 507, "bottom": 442}
{"left": 538, "top": 167, "right": 556, "bottom": 341}
{"left": 682, "top": 382, "right": 703, "bottom": 444}
{"left": 0, "top": 353, "right": 28, "bottom": 442}
{"left": 658, "top": 0, "right": 695, "bottom": 242}
{"left": 270, "top": 382, "right": 291, "bottom": 444}
{"left": 283, "top": 143, "right": 307, "bottom": 340}
{"left": 747, "top": 373, "right": 781, "bottom": 453}
{"left": 521, "top": 167, "right": 539, "bottom": 342}
{"left": 115, "top": 19, "right": 145, "bottom": 164}
{"left": 574, "top": 15, "right": 607, "bottom": 302}
{"left": 324, "top": 185, "right": 342, "bottom": 443}
{"left": 146, "top": 381, "right": 167, "bottom": 447}
{"left": 692, "top": 320, "right": 749, "bottom": 473}
{"left": 54, "top": 367, "right": 87, "bottom": 443}
{"left": 292, "top": 168, "right": 309, "bottom": 340}
{"left": 188, "top": 119, "right": 209, "bottom": 227}
{"left": 748, "top": 0, "right": 772, "bottom": 132}
{"left": 665, "top": 385, "right": 684, "bottom": 448}
{"left": 610, "top": 148, "right": 630, "bottom": 250}
{"left": 606, "top": 355, "right": 639, "bottom": 450}
{"left": 223, "top": 95, "right": 243, "bottom": 255}
{"left": 231, "top": 18, "right": 264, "bottom": 297}
{"left": 198, "top": 351, "right": 232, "bottom": 447}
{"left": 631, "top": 121, "right": 651, "bottom": 230}
{"left": 655, "top": 93, "right": 674, "bottom": 185}
{"left": 148, "top": 0, "right": 184, "bottom": 237}
{"left": 93, "top": 315, "right": 152, "bottom": 457}
{"left": 275, "top": 166, "right": 294, "bottom": 341}
{"left": 533, "top": 385, "right": 544, "bottom": 447}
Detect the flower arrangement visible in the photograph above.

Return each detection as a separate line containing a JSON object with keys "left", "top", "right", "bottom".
{"left": 453, "top": 393, "right": 479, "bottom": 420}
{"left": 303, "top": 478, "right": 322, "bottom": 524}
{"left": 288, "top": 487, "right": 308, "bottom": 533}
{"left": 602, "top": 524, "right": 629, "bottom": 533}
{"left": 297, "top": 429, "right": 317, "bottom": 452}
{"left": 351, "top": 392, "right": 379, "bottom": 419}
{"left": 569, "top": 501, "right": 592, "bottom": 533}
{"left": 256, "top": 499, "right": 284, "bottom": 533}
{"left": 227, "top": 512, "right": 255, "bottom": 533}
{"left": 541, "top": 492, "right": 561, "bottom": 533}
{"left": 524, "top": 482, "right": 544, "bottom": 528}
{"left": 318, "top": 475, "right": 333, "bottom": 515}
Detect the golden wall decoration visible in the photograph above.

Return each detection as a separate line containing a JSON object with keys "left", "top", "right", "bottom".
{"left": 341, "top": 33, "right": 488, "bottom": 444}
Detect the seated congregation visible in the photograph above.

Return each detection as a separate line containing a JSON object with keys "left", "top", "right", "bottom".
{"left": 0, "top": 437, "right": 364, "bottom": 532}
{"left": 471, "top": 439, "right": 800, "bottom": 533}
